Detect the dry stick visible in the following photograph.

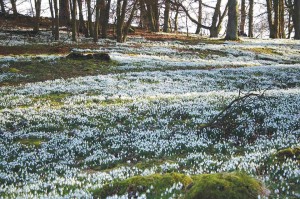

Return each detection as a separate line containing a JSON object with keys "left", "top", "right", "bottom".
{"left": 197, "top": 92, "right": 264, "bottom": 131}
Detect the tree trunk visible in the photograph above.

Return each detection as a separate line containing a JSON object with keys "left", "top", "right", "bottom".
{"left": 49, "top": 0, "right": 55, "bottom": 36}
{"left": 70, "top": 0, "right": 77, "bottom": 42}
{"left": 139, "top": 0, "right": 147, "bottom": 29}
{"left": 279, "top": 0, "right": 285, "bottom": 38}
{"left": 33, "top": 0, "right": 42, "bottom": 32}
{"left": 195, "top": 0, "right": 202, "bottom": 34}
{"left": 53, "top": 0, "right": 59, "bottom": 40}
{"left": 10, "top": 0, "right": 17, "bottom": 15}
{"left": 122, "top": 0, "right": 137, "bottom": 42}
{"left": 0, "top": 0, "right": 5, "bottom": 13}
{"left": 145, "top": 0, "right": 159, "bottom": 32}
{"left": 294, "top": 0, "right": 300, "bottom": 39}
{"left": 59, "top": 0, "right": 70, "bottom": 26}
{"left": 94, "top": 0, "right": 101, "bottom": 42}
{"left": 116, "top": 0, "right": 127, "bottom": 42}
{"left": 210, "top": 0, "right": 222, "bottom": 37}
{"left": 163, "top": 0, "right": 170, "bottom": 32}
{"left": 174, "top": 3, "right": 179, "bottom": 32}
{"left": 240, "top": 0, "right": 246, "bottom": 35}
{"left": 266, "top": 0, "right": 276, "bottom": 38}
{"left": 225, "top": 0, "right": 239, "bottom": 40}
{"left": 248, "top": 0, "right": 254, "bottom": 37}
{"left": 273, "top": 0, "right": 280, "bottom": 38}
{"left": 86, "top": 0, "right": 93, "bottom": 37}
{"left": 286, "top": 0, "right": 293, "bottom": 39}
{"left": 101, "top": 0, "right": 111, "bottom": 38}
{"left": 77, "top": 0, "right": 88, "bottom": 37}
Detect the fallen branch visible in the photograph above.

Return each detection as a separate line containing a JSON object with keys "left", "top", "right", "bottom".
{"left": 197, "top": 91, "right": 265, "bottom": 132}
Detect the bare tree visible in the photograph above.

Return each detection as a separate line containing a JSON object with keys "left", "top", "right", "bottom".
{"left": 266, "top": 0, "right": 285, "bottom": 38}
{"left": 53, "top": 0, "right": 59, "bottom": 40}
{"left": 94, "top": 0, "right": 102, "bottom": 42}
{"left": 116, "top": 0, "right": 137, "bottom": 42}
{"left": 10, "top": 0, "right": 17, "bottom": 15}
{"left": 86, "top": 0, "right": 93, "bottom": 37}
{"left": 59, "top": 0, "right": 70, "bottom": 26}
{"left": 225, "top": 0, "right": 239, "bottom": 40}
{"left": 294, "top": 0, "right": 300, "bottom": 39}
{"left": 77, "top": 0, "right": 88, "bottom": 37}
{"left": 33, "top": 0, "right": 42, "bottom": 32}
{"left": 248, "top": 0, "right": 254, "bottom": 37}
{"left": 195, "top": 0, "right": 202, "bottom": 34}
{"left": 0, "top": 0, "right": 5, "bottom": 14}
{"left": 240, "top": 0, "right": 246, "bottom": 35}
{"left": 173, "top": 0, "right": 228, "bottom": 37}
{"left": 70, "top": 0, "right": 77, "bottom": 41}
{"left": 163, "top": 0, "right": 170, "bottom": 32}
{"left": 101, "top": 0, "right": 111, "bottom": 38}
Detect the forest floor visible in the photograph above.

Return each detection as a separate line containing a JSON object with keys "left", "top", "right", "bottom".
{"left": 0, "top": 24, "right": 300, "bottom": 198}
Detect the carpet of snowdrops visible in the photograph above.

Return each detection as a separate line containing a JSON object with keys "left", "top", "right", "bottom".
{"left": 0, "top": 32, "right": 300, "bottom": 198}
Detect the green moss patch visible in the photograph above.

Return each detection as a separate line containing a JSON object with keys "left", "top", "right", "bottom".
{"left": 186, "top": 172, "right": 263, "bottom": 199}
{"left": 16, "top": 137, "right": 47, "bottom": 148}
{"left": 91, "top": 172, "right": 264, "bottom": 199}
{"left": 0, "top": 58, "right": 119, "bottom": 86}
{"left": 91, "top": 173, "right": 192, "bottom": 198}
{"left": 245, "top": 47, "right": 282, "bottom": 55}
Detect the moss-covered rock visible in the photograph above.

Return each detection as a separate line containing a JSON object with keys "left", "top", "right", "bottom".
{"left": 91, "top": 172, "right": 192, "bottom": 198}
{"left": 186, "top": 172, "right": 263, "bottom": 199}
{"left": 91, "top": 172, "right": 264, "bottom": 199}
{"left": 275, "top": 147, "right": 300, "bottom": 162}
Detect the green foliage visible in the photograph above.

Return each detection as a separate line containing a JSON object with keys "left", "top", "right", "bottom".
{"left": 186, "top": 172, "right": 263, "bottom": 199}
{"left": 91, "top": 173, "right": 193, "bottom": 198}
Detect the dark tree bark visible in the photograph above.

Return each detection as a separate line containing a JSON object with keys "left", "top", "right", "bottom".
{"left": 174, "top": 1, "right": 179, "bottom": 32}
{"left": 138, "top": 0, "right": 147, "bottom": 29}
{"left": 116, "top": 0, "right": 127, "bottom": 42}
{"left": 225, "top": 0, "right": 239, "bottom": 40}
{"left": 0, "top": 0, "right": 5, "bottom": 13}
{"left": 294, "top": 0, "right": 300, "bottom": 39}
{"left": 195, "top": 0, "right": 202, "bottom": 34}
{"left": 49, "top": 0, "right": 55, "bottom": 36}
{"left": 86, "top": 0, "right": 93, "bottom": 37}
{"left": 53, "top": 0, "right": 59, "bottom": 40}
{"left": 94, "top": 0, "right": 102, "bottom": 42}
{"left": 266, "top": 0, "right": 285, "bottom": 38}
{"left": 163, "top": 0, "right": 170, "bottom": 32}
{"left": 10, "top": 0, "right": 17, "bottom": 15}
{"left": 279, "top": 0, "right": 285, "bottom": 38}
{"left": 266, "top": 0, "right": 276, "bottom": 38}
{"left": 59, "top": 0, "right": 70, "bottom": 26}
{"left": 248, "top": 0, "right": 254, "bottom": 37}
{"left": 145, "top": 0, "right": 160, "bottom": 32}
{"left": 286, "top": 0, "right": 293, "bottom": 38}
{"left": 240, "top": 0, "right": 246, "bottom": 35}
{"left": 33, "top": 0, "right": 42, "bottom": 32}
{"left": 116, "top": 0, "right": 137, "bottom": 42}
{"left": 70, "top": 0, "right": 77, "bottom": 41}
{"left": 101, "top": 0, "right": 111, "bottom": 38}
{"left": 77, "top": 0, "right": 88, "bottom": 37}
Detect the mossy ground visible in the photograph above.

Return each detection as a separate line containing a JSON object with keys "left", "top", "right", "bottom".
{"left": 0, "top": 58, "right": 118, "bottom": 86}
{"left": 275, "top": 147, "right": 300, "bottom": 162}
{"left": 244, "top": 47, "right": 282, "bottom": 55}
{"left": 15, "top": 137, "right": 47, "bottom": 148}
{"left": 91, "top": 172, "right": 264, "bottom": 199}
{"left": 186, "top": 172, "right": 263, "bottom": 199}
